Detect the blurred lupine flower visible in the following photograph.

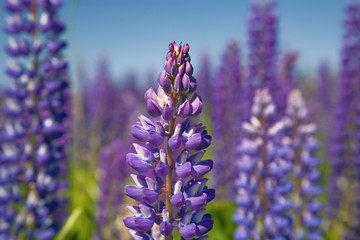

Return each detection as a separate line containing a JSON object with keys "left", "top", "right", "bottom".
{"left": 86, "top": 57, "right": 116, "bottom": 144}
{"left": 246, "top": 1, "right": 285, "bottom": 119}
{"left": 212, "top": 41, "right": 244, "bottom": 198}
{"left": 283, "top": 90, "right": 322, "bottom": 240}
{"left": 196, "top": 53, "right": 212, "bottom": 108}
{"left": 1, "top": 0, "right": 34, "bottom": 238}
{"left": 278, "top": 50, "right": 298, "bottom": 113}
{"left": 233, "top": 89, "right": 292, "bottom": 240}
{"left": 123, "top": 42, "right": 215, "bottom": 240}
{"left": 2, "top": 0, "right": 69, "bottom": 239}
{"left": 96, "top": 139, "right": 129, "bottom": 240}
{"left": 328, "top": 2, "right": 360, "bottom": 239}
{"left": 317, "top": 62, "right": 331, "bottom": 110}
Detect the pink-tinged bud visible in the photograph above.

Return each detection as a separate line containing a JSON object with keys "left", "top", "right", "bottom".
{"left": 162, "top": 102, "right": 174, "bottom": 121}
{"left": 174, "top": 74, "right": 182, "bottom": 93}
{"left": 170, "top": 61, "right": 178, "bottom": 76}
{"left": 169, "top": 42, "right": 174, "bottom": 52}
{"left": 164, "top": 60, "right": 172, "bottom": 73}
{"left": 178, "top": 64, "right": 185, "bottom": 76}
{"left": 183, "top": 43, "right": 190, "bottom": 54}
{"left": 182, "top": 74, "right": 191, "bottom": 93}
{"left": 185, "top": 62, "right": 193, "bottom": 75}
{"left": 177, "top": 51, "right": 184, "bottom": 64}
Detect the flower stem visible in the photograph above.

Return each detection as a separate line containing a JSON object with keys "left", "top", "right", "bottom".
{"left": 165, "top": 97, "right": 177, "bottom": 240}
{"left": 259, "top": 115, "right": 268, "bottom": 240}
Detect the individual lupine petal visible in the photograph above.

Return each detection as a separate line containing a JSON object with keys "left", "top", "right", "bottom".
{"left": 162, "top": 100, "right": 174, "bottom": 121}
{"left": 158, "top": 70, "right": 172, "bottom": 95}
{"left": 176, "top": 162, "right": 192, "bottom": 179}
{"left": 46, "top": 40, "right": 66, "bottom": 54}
{"left": 4, "top": 0, "right": 24, "bottom": 12}
{"left": 125, "top": 185, "right": 143, "bottom": 202}
{"left": 185, "top": 62, "right": 193, "bottom": 75}
{"left": 174, "top": 74, "right": 182, "bottom": 93}
{"left": 178, "top": 99, "right": 193, "bottom": 117}
{"left": 185, "top": 132, "right": 212, "bottom": 151}
{"left": 189, "top": 94, "right": 202, "bottom": 117}
{"left": 196, "top": 216, "right": 213, "bottom": 236}
{"left": 178, "top": 64, "right": 185, "bottom": 75}
{"left": 186, "top": 193, "right": 208, "bottom": 210}
{"left": 179, "top": 223, "right": 197, "bottom": 239}
{"left": 148, "top": 130, "right": 163, "bottom": 147}
{"left": 6, "top": 60, "right": 23, "bottom": 78}
{"left": 123, "top": 217, "right": 155, "bottom": 232}
{"left": 169, "top": 124, "right": 182, "bottom": 150}
{"left": 192, "top": 160, "right": 213, "bottom": 178}
{"left": 143, "top": 188, "right": 159, "bottom": 204}
{"left": 129, "top": 230, "right": 153, "bottom": 240}
{"left": 155, "top": 149, "right": 169, "bottom": 177}
{"left": 5, "top": 14, "right": 23, "bottom": 34}
{"left": 170, "top": 60, "right": 178, "bottom": 76}
{"left": 182, "top": 74, "right": 191, "bottom": 93}
{"left": 188, "top": 151, "right": 205, "bottom": 165}
{"left": 171, "top": 181, "right": 184, "bottom": 207}
{"left": 159, "top": 209, "right": 173, "bottom": 236}
{"left": 127, "top": 154, "right": 152, "bottom": 173}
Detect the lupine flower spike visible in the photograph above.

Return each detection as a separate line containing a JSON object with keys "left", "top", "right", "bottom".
{"left": 284, "top": 90, "right": 322, "bottom": 240}
{"left": 212, "top": 41, "right": 244, "bottom": 198}
{"left": 234, "top": 89, "right": 292, "bottom": 240}
{"left": 124, "top": 42, "right": 215, "bottom": 240}
{"left": 246, "top": 1, "right": 282, "bottom": 118}
{"left": 2, "top": 0, "right": 69, "bottom": 239}
{"left": 328, "top": 2, "right": 360, "bottom": 239}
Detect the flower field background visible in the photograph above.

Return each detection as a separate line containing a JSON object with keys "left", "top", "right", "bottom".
{"left": 0, "top": 0, "right": 359, "bottom": 239}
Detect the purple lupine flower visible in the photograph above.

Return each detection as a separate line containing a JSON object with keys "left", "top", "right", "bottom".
{"left": 124, "top": 42, "right": 215, "bottom": 240}
{"left": 1, "top": 0, "right": 36, "bottom": 238}
{"left": 29, "top": 0, "right": 69, "bottom": 238}
{"left": 284, "top": 90, "right": 322, "bottom": 240}
{"left": 328, "top": 2, "right": 360, "bottom": 239}
{"left": 2, "top": 0, "right": 69, "bottom": 239}
{"left": 212, "top": 41, "right": 244, "bottom": 198}
{"left": 234, "top": 89, "right": 292, "bottom": 240}
{"left": 96, "top": 139, "right": 129, "bottom": 240}
{"left": 246, "top": 1, "right": 283, "bottom": 119}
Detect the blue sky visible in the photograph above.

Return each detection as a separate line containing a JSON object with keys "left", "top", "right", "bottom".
{"left": 0, "top": 0, "right": 352, "bottom": 85}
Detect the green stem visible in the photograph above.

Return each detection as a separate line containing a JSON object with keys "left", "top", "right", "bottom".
{"left": 165, "top": 97, "right": 177, "bottom": 240}
{"left": 259, "top": 115, "right": 268, "bottom": 240}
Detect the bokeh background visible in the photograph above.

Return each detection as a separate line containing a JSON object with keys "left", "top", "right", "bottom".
{"left": 1, "top": 0, "right": 358, "bottom": 239}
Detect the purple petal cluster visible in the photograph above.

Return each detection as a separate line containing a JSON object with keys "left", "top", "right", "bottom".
{"left": 246, "top": 0, "right": 289, "bottom": 120}
{"left": 212, "top": 41, "right": 244, "bottom": 198}
{"left": 2, "top": 0, "right": 69, "bottom": 239}
{"left": 328, "top": 2, "right": 360, "bottom": 239}
{"left": 284, "top": 90, "right": 322, "bottom": 240}
{"left": 234, "top": 89, "right": 292, "bottom": 239}
{"left": 124, "top": 42, "right": 215, "bottom": 240}
{"left": 1, "top": 0, "right": 36, "bottom": 238}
